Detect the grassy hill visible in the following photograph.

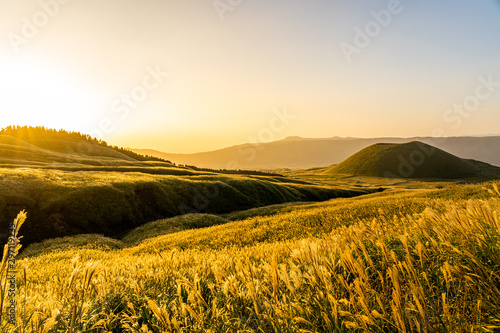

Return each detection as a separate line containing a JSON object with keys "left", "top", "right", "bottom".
{"left": 9, "top": 181, "right": 500, "bottom": 332}
{"left": 0, "top": 125, "right": 173, "bottom": 168}
{"left": 325, "top": 141, "right": 500, "bottom": 179}
{"left": 0, "top": 168, "right": 374, "bottom": 244}
{"left": 7, "top": 127, "right": 500, "bottom": 331}
{"left": 0, "top": 126, "right": 374, "bottom": 245}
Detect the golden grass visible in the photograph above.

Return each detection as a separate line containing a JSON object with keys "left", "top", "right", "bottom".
{"left": 1, "top": 183, "right": 500, "bottom": 332}
{"left": 0, "top": 210, "right": 25, "bottom": 324}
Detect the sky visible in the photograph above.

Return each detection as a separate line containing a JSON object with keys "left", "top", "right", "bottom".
{"left": 0, "top": 0, "right": 499, "bottom": 153}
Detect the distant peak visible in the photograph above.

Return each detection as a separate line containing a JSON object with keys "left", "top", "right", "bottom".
{"left": 282, "top": 136, "right": 304, "bottom": 141}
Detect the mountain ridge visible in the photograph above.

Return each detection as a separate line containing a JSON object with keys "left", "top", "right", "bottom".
{"left": 130, "top": 136, "right": 500, "bottom": 170}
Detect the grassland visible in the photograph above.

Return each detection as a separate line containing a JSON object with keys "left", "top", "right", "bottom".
{"left": 0, "top": 127, "right": 373, "bottom": 245}
{"left": 0, "top": 180, "right": 497, "bottom": 332}
{"left": 0, "top": 167, "right": 372, "bottom": 245}
{"left": 2, "top": 127, "right": 500, "bottom": 332}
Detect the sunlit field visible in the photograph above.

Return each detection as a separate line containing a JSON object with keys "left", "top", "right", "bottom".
{"left": 2, "top": 0, "right": 500, "bottom": 331}
{"left": 0, "top": 127, "right": 374, "bottom": 246}
{"left": 0, "top": 181, "right": 498, "bottom": 332}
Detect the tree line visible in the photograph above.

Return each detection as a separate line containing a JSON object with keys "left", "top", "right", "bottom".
{"left": 0, "top": 125, "right": 172, "bottom": 163}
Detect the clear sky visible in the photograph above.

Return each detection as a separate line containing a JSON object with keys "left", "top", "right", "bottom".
{"left": 1, "top": 0, "right": 499, "bottom": 153}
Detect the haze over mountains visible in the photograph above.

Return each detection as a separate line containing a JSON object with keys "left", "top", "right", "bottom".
{"left": 131, "top": 136, "right": 500, "bottom": 170}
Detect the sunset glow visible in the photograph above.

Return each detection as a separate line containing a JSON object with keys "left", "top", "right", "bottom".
{"left": 1, "top": 1, "right": 499, "bottom": 153}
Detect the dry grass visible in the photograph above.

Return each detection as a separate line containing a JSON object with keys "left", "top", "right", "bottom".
{"left": 1, "top": 183, "right": 500, "bottom": 332}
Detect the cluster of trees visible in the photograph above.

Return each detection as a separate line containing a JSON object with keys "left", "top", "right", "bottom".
{"left": 184, "top": 164, "right": 281, "bottom": 176}
{"left": 0, "top": 125, "right": 172, "bottom": 164}
{"left": 1, "top": 125, "right": 97, "bottom": 142}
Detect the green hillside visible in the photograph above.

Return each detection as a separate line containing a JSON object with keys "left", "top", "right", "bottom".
{"left": 0, "top": 126, "right": 375, "bottom": 245}
{"left": 0, "top": 125, "right": 173, "bottom": 168}
{"left": 12, "top": 181, "right": 500, "bottom": 332}
{"left": 4, "top": 126, "right": 500, "bottom": 331}
{"left": 325, "top": 141, "right": 500, "bottom": 179}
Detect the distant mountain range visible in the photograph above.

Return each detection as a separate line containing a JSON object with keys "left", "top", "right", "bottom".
{"left": 131, "top": 136, "right": 500, "bottom": 170}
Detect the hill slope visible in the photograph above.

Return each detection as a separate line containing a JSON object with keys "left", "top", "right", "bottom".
{"left": 132, "top": 136, "right": 500, "bottom": 170}
{"left": 0, "top": 126, "right": 375, "bottom": 245}
{"left": 0, "top": 125, "right": 171, "bottom": 168}
{"left": 14, "top": 182, "right": 500, "bottom": 331}
{"left": 325, "top": 141, "right": 500, "bottom": 179}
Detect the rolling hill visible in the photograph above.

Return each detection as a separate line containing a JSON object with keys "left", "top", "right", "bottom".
{"left": 0, "top": 125, "right": 172, "bottom": 168}
{"left": 325, "top": 141, "right": 500, "bottom": 179}
{"left": 5, "top": 127, "right": 500, "bottom": 331}
{"left": 0, "top": 126, "right": 375, "bottom": 245}
{"left": 131, "top": 136, "right": 500, "bottom": 170}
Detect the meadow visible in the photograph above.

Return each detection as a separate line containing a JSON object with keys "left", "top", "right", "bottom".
{"left": 1, "top": 180, "right": 499, "bottom": 332}
{"left": 0, "top": 127, "right": 373, "bottom": 245}
{"left": 2, "top": 128, "right": 500, "bottom": 332}
{"left": 0, "top": 167, "right": 371, "bottom": 245}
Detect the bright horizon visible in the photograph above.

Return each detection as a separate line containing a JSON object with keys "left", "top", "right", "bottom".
{"left": 1, "top": 1, "right": 500, "bottom": 153}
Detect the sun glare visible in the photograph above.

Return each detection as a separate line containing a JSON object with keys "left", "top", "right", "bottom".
{"left": 0, "top": 60, "right": 96, "bottom": 133}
